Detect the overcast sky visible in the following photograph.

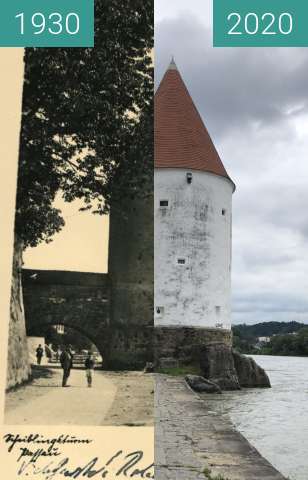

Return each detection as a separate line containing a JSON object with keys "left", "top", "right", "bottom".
{"left": 156, "top": 0, "right": 308, "bottom": 325}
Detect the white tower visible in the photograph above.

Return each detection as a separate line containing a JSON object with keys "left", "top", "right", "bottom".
{"left": 154, "top": 60, "right": 235, "bottom": 337}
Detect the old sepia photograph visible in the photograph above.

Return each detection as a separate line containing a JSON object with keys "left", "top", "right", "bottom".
{"left": 4, "top": 0, "right": 154, "bottom": 428}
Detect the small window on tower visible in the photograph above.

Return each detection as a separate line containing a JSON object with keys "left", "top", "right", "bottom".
{"left": 215, "top": 306, "right": 221, "bottom": 316}
{"left": 177, "top": 258, "right": 186, "bottom": 265}
{"left": 186, "top": 172, "right": 192, "bottom": 184}
{"left": 160, "top": 200, "right": 169, "bottom": 207}
{"left": 222, "top": 209, "right": 226, "bottom": 216}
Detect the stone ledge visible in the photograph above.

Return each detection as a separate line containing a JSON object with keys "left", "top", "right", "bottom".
{"left": 155, "top": 374, "right": 286, "bottom": 480}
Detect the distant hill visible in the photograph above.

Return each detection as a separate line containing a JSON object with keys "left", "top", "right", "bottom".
{"left": 232, "top": 321, "right": 305, "bottom": 338}
{"left": 232, "top": 321, "right": 308, "bottom": 356}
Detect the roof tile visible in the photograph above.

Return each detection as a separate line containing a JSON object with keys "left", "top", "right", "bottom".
{"left": 154, "top": 62, "right": 234, "bottom": 186}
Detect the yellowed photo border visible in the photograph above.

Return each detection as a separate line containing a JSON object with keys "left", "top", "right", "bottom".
{"left": 0, "top": 48, "right": 154, "bottom": 480}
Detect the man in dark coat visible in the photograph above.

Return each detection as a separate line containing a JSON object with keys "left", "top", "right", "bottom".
{"left": 60, "top": 346, "right": 73, "bottom": 387}
{"left": 84, "top": 352, "right": 95, "bottom": 388}
{"left": 36, "top": 344, "right": 44, "bottom": 365}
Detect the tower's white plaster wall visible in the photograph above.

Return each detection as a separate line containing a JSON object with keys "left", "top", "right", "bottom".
{"left": 154, "top": 168, "right": 233, "bottom": 330}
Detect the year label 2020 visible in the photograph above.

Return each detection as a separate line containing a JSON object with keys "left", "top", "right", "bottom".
{"left": 227, "top": 12, "right": 293, "bottom": 36}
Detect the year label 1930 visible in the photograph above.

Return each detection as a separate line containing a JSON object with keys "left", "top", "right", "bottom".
{"left": 0, "top": 0, "right": 93, "bottom": 47}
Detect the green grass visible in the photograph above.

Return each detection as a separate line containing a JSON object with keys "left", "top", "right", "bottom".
{"left": 203, "top": 467, "right": 212, "bottom": 477}
{"left": 156, "top": 365, "right": 201, "bottom": 376}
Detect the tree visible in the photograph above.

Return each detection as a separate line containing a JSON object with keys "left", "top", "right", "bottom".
{"left": 259, "top": 328, "right": 308, "bottom": 356}
{"left": 15, "top": 0, "right": 153, "bottom": 249}
{"left": 232, "top": 334, "right": 257, "bottom": 354}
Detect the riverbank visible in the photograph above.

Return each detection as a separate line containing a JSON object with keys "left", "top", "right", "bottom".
{"left": 155, "top": 374, "right": 286, "bottom": 480}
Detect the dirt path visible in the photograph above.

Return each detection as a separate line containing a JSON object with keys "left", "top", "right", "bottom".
{"left": 101, "top": 371, "right": 154, "bottom": 426}
{"left": 5, "top": 367, "right": 154, "bottom": 426}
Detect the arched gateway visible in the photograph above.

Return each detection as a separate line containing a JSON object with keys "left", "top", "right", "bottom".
{"left": 22, "top": 266, "right": 153, "bottom": 370}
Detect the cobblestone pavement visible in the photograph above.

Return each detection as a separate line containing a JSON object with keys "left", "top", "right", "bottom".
{"left": 155, "top": 375, "right": 286, "bottom": 480}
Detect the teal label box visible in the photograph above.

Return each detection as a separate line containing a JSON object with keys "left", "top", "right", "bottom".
{"left": 214, "top": 0, "right": 308, "bottom": 47}
{"left": 0, "top": 0, "right": 94, "bottom": 47}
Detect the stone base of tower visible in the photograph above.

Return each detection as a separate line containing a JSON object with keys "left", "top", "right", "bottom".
{"left": 154, "top": 326, "right": 271, "bottom": 390}
{"left": 103, "top": 325, "right": 154, "bottom": 371}
{"left": 154, "top": 326, "right": 232, "bottom": 364}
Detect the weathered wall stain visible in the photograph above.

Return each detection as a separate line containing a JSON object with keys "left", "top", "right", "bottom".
{"left": 155, "top": 169, "right": 233, "bottom": 329}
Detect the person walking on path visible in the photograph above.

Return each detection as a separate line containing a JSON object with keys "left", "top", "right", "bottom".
{"left": 85, "top": 352, "right": 95, "bottom": 388}
{"left": 60, "top": 346, "right": 73, "bottom": 387}
{"left": 36, "top": 344, "right": 44, "bottom": 365}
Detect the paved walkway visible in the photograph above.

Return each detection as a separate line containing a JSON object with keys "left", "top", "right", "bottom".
{"left": 155, "top": 375, "right": 286, "bottom": 480}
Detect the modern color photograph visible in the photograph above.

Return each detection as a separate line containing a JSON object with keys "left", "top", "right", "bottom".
{"left": 154, "top": 1, "right": 308, "bottom": 480}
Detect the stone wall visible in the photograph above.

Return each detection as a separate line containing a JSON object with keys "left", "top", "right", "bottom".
{"left": 154, "top": 326, "right": 270, "bottom": 390}
{"left": 106, "top": 325, "right": 154, "bottom": 370}
{"left": 108, "top": 193, "right": 154, "bottom": 368}
{"left": 23, "top": 269, "right": 112, "bottom": 358}
{"left": 23, "top": 270, "right": 111, "bottom": 336}
{"left": 6, "top": 240, "right": 31, "bottom": 389}
{"left": 108, "top": 194, "right": 154, "bottom": 330}
{"left": 22, "top": 269, "right": 153, "bottom": 370}
{"left": 154, "top": 326, "right": 232, "bottom": 366}
{"left": 108, "top": 195, "right": 154, "bottom": 369}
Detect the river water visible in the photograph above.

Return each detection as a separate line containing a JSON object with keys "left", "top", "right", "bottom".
{"left": 220, "top": 355, "right": 308, "bottom": 480}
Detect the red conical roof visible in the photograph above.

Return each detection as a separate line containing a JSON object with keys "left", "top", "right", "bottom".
{"left": 155, "top": 60, "right": 234, "bottom": 188}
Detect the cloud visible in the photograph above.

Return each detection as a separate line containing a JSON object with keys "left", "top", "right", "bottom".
{"left": 156, "top": 16, "right": 308, "bottom": 138}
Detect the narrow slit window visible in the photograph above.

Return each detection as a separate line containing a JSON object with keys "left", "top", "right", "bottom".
{"left": 215, "top": 306, "right": 221, "bottom": 316}
{"left": 222, "top": 209, "right": 226, "bottom": 216}
{"left": 186, "top": 172, "right": 192, "bottom": 184}
{"left": 177, "top": 258, "right": 186, "bottom": 265}
{"left": 160, "top": 200, "right": 169, "bottom": 207}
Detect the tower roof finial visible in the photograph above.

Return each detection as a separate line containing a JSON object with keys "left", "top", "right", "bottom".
{"left": 168, "top": 55, "right": 177, "bottom": 70}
